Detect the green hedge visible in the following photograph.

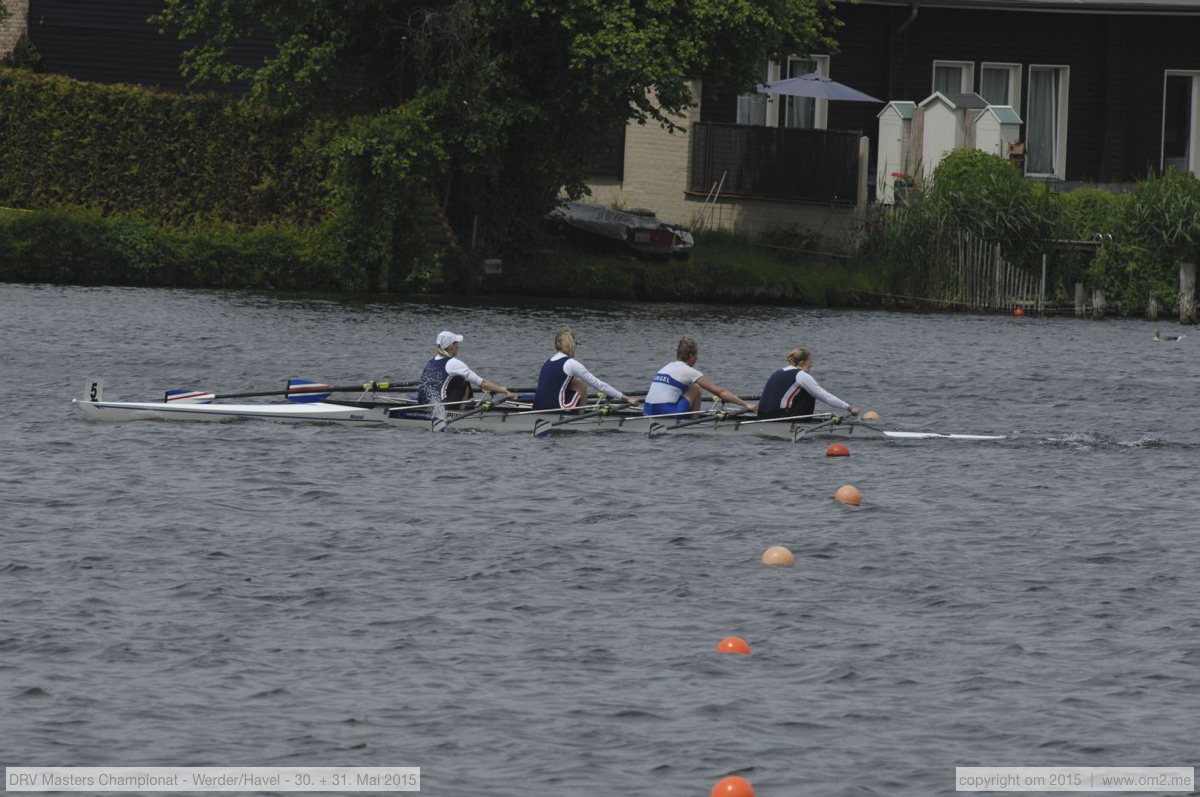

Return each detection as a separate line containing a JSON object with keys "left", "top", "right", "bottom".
{"left": 0, "top": 207, "right": 355, "bottom": 290}
{"left": 0, "top": 70, "right": 337, "bottom": 226}
{"left": 0, "top": 70, "right": 457, "bottom": 292}
{"left": 859, "top": 150, "right": 1200, "bottom": 315}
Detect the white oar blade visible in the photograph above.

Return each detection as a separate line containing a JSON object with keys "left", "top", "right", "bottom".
{"left": 532, "top": 419, "right": 552, "bottom": 438}
{"left": 882, "top": 431, "right": 1006, "bottom": 440}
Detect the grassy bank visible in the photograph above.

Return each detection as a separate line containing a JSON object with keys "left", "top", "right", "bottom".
{"left": 494, "top": 229, "right": 886, "bottom": 305}
{"left": 0, "top": 205, "right": 886, "bottom": 306}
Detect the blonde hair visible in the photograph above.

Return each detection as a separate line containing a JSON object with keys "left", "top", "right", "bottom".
{"left": 676, "top": 337, "right": 699, "bottom": 361}
{"left": 554, "top": 327, "right": 577, "bottom": 357}
{"left": 786, "top": 348, "right": 812, "bottom": 367}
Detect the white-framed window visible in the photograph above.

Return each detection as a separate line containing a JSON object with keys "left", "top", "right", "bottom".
{"left": 1026, "top": 65, "right": 1069, "bottom": 178}
{"left": 1163, "top": 71, "right": 1200, "bottom": 175}
{"left": 736, "top": 55, "right": 830, "bottom": 128}
{"left": 737, "top": 60, "right": 770, "bottom": 126}
{"left": 980, "top": 62, "right": 1022, "bottom": 108}
{"left": 933, "top": 60, "right": 973, "bottom": 95}
{"left": 782, "top": 55, "right": 830, "bottom": 130}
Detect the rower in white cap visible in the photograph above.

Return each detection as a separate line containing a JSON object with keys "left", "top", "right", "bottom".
{"left": 416, "top": 330, "right": 510, "bottom": 409}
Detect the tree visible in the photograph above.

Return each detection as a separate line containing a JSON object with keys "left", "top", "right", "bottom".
{"left": 155, "top": 0, "right": 838, "bottom": 258}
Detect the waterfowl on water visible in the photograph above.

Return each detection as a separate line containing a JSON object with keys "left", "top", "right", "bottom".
{"left": 1153, "top": 328, "right": 1185, "bottom": 342}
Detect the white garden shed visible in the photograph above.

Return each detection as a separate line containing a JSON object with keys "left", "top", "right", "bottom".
{"left": 876, "top": 101, "right": 917, "bottom": 204}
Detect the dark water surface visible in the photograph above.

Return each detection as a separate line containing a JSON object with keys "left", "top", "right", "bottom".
{"left": 2, "top": 283, "right": 1198, "bottom": 796}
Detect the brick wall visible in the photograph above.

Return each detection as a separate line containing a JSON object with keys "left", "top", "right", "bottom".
{"left": 0, "top": 0, "right": 30, "bottom": 56}
{"left": 586, "top": 81, "right": 864, "bottom": 253}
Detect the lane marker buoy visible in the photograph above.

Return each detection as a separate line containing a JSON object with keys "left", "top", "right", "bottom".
{"left": 716, "top": 637, "right": 751, "bottom": 655}
{"left": 711, "top": 775, "right": 755, "bottom": 797}
{"left": 833, "top": 484, "right": 862, "bottom": 506}
{"left": 761, "top": 546, "right": 795, "bottom": 566}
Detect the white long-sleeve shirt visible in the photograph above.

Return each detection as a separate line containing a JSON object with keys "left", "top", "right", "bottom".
{"left": 552, "top": 352, "right": 622, "bottom": 400}
{"left": 792, "top": 369, "right": 849, "bottom": 411}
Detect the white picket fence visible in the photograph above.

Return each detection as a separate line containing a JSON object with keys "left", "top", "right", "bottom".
{"left": 952, "top": 232, "right": 1043, "bottom": 311}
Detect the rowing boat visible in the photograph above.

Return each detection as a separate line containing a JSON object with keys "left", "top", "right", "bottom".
{"left": 74, "top": 381, "right": 1005, "bottom": 441}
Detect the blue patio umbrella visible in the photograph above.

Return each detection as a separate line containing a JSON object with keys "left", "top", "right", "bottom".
{"left": 756, "top": 73, "right": 882, "bottom": 103}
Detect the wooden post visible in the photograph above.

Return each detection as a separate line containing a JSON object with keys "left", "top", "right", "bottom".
{"left": 1039, "top": 254, "right": 1046, "bottom": 314}
{"left": 1181, "top": 261, "right": 1197, "bottom": 324}
{"left": 993, "top": 243, "right": 1003, "bottom": 310}
{"left": 1147, "top": 291, "right": 1159, "bottom": 321}
{"left": 1075, "top": 283, "right": 1085, "bottom": 317}
{"left": 1092, "top": 288, "right": 1106, "bottom": 319}
{"left": 856, "top": 136, "right": 869, "bottom": 218}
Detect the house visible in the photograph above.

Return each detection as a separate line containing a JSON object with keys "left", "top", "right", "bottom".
{"left": 588, "top": 0, "right": 1200, "bottom": 248}
{"left": 10, "top": 0, "right": 267, "bottom": 92}
{"left": 10, "top": 0, "right": 1200, "bottom": 249}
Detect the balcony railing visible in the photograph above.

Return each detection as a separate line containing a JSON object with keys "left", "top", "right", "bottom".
{"left": 689, "top": 122, "right": 861, "bottom": 205}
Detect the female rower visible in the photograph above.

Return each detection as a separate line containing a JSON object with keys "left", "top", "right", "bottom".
{"left": 643, "top": 336, "right": 756, "bottom": 416}
{"left": 757, "top": 348, "right": 858, "bottom": 420}
{"left": 416, "top": 330, "right": 510, "bottom": 408}
{"left": 532, "top": 328, "right": 642, "bottom": 410}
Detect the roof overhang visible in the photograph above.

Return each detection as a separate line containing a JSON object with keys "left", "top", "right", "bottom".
{"left": 843, "top": 0, "right": 1200, "bottom": 14}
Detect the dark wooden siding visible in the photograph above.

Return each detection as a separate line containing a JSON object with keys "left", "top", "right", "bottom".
{"left": 27, "top": 0, "right": 270, "bottom": 93}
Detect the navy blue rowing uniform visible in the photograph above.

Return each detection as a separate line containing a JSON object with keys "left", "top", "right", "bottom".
{"left": 417, "top": 356, "right": 471, "bottom": 405}
{"left": 758, "top": 367, "right": 815, "bottom": 420}
{"left": 533, "top": 355, "right": 582, "bottom": 410}
{"left": 758, "top": 366, "right": 851, "bottom": 420}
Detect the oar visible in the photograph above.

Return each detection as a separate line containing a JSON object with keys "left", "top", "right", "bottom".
{"left": 382, "top": 398, "right": 477, "bottom": 418}
{"left": 164, "top": 379, "right": 417, "bottom": 404}
{"left": 512, "top": 389, "right": 651, "bottom": 403}
{"left": 647, "top": 408, "right": 750, "bottom": 437}
{"left": 431, "top": 393, "right": 516, "bottom": 432}
{"left": 736, "top": 412, "right": 832, "bottom": 426}
{"left": 532, "top": 401, "right": 633, "bottom": 437}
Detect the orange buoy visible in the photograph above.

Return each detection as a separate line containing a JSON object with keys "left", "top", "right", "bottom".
{"left": 716, "top": 636, "right": 751, "bottom": 655}
{"left": 1013, "top": 306, "right": 1025, "bottom": 317}
{"left": 761, "top": 546, "right": 795, "bottom": 566}
{"left": 826, "top": 442, "right": 850, "bottom": 457}
{"left": 862, "top": 410, "right": 880, "bottom": 421}
{"left": 711, "top": 775, "right": 755, "bottom": 797}
{"left": 833, "top": 484, "right": 862, "bottom": 506}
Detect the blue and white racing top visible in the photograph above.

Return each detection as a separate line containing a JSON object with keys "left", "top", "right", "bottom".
{"left": 642, "top": 360, "right": 702, "bottom": 415}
